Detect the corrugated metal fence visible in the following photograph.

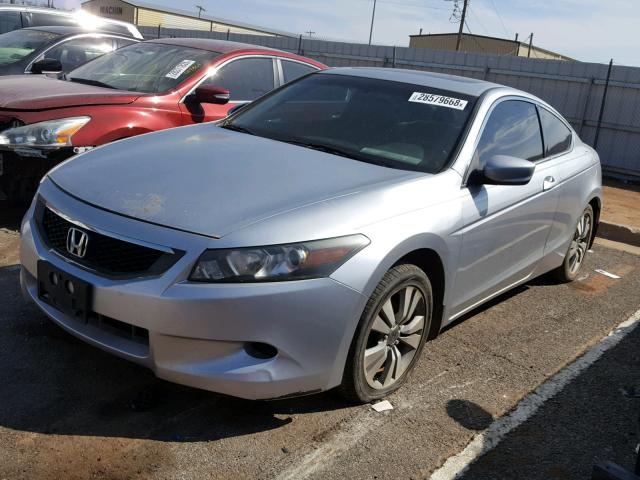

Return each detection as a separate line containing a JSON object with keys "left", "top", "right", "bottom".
{"left": 140, "top": 26, "right": 640, "bottom": 178}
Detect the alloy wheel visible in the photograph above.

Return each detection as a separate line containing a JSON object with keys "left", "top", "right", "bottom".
{"left": 568, "top": 210, "right": 592, "bottom": 275}
{"left": 363, "top": 284, "right": 426, "bottom": 389}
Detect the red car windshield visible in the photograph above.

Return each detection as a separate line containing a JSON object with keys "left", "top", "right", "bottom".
{"left": 68, "top": 42, "right": 220, "bottom": 93}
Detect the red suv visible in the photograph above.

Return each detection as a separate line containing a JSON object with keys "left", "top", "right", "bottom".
{"left": 0, "top": 38, "right": 326, "bottom": 202}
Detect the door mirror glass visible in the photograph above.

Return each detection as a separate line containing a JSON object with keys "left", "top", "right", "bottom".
{"left": 483, "top": 155, "right": 535, "bottom": 185}
{"left": 193, "top": 85, "right": 230, "bottom": 105}
{"left": 31, "top": 58, "right": 62, "bottom": 74}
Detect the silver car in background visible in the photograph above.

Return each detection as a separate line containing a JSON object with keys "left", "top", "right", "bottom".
{"left": 20, "top": 68, "right": 602, "bottom": 402}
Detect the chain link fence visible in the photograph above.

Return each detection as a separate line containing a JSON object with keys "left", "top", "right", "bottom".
{"left": 141, "top": 25, "right": 640, "bottom": 179}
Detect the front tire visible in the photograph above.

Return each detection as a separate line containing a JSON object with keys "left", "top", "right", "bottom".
{"left": 339, "top": 264, "right": 432, "bottom": 403}
{"left": 554, "top": 204, "right": 594, "bottom": 282}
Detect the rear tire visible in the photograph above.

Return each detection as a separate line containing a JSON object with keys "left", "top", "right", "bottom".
{"left": 339, "top": 264, "right": 432, "bottom": 403}
{"left": 553, "top": 205, "right": 594, "bottom": 282}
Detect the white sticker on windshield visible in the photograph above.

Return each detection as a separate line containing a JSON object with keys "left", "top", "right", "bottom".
{"left": 409, "top": 92, "right": 468, "bottom": 110}
{"left": 166, "top": 60, "right": 196, "bottom": 79}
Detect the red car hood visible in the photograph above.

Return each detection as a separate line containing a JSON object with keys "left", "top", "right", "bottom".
{"left": 0, "top": 76, "right": 141, "bottom": 111}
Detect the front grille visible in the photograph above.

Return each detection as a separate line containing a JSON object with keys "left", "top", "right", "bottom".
{"left": 38, "top": 204, "right": 182, "bottom": 277}
{"left": 88, "top": 312, "right": 150, "bottom": 347}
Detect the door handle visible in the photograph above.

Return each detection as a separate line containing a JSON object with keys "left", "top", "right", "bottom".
{"left": 543, "top": 176, "right": 556, "bottom": 191}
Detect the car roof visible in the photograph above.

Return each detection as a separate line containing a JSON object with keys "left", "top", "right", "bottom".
{"left": 147, "top": 37, "right": 287, "bottom": 55}
{"left": 320, "top": 67, "right": 503, "bottom": 97}
{"left": 23, "top": 26, "right": 133, "bottom": 37}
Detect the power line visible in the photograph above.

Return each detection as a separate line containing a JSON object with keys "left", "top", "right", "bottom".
{"left": 487, "top": 0, "right": 510, "bottom": 37}
{"left": 358, "top": 0, "right": 449, "bottom": 10}
{"left": 468, "top": 6, "right": 490, "bottom": 36}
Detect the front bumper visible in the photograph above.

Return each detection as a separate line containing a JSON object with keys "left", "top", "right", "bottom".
{"left": 0, "top": 148, "right": 74, "bottom": 203}
{"left": 20, "top": 182, "right": 367, "bottom": 400}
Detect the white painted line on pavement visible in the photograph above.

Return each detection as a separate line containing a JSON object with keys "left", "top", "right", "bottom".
{"left": 430, "top": 307, "right": 640, "bottom": 480}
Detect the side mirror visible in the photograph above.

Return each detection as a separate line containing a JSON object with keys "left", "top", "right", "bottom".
{"left": 31, "top": 58, "right": 63, "bottom": 75}
{"left": 482, "top": 155, "right": 535, "bottom": 186}
{"left": 193, "top": 85, "right": 230, "bottom": 105}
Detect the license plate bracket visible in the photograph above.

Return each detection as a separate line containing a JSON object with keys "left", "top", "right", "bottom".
{"left": 37, "top": 261, "right": 92, "bottom": 323}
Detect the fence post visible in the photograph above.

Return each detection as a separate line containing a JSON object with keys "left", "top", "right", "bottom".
{"left": 392, "top": 46, "right": 396, "bottom": 68}
{"left": 594, "top": 58, "right": 613, "bottom": 150}
{"left": 226, "top": 29, "right": 230, "bottom": 41}
{"left": 578, "top": 78, "right": 595, "bottom": 136}
{"left": 157, "top": 24, "right": 161, "bottom": 39}
{"left": 297, "top": 34, "right": 303, "bottom": 55}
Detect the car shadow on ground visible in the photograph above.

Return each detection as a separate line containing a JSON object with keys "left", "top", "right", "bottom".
{"left": 0, "top": 265, "right": 355, "bottom": 444}
{"left": 0, "top": 202, "right": 27, "bottom": 230}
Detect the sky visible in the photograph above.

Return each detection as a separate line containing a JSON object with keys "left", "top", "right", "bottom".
{"left": 60, "top": 0, "right": 640, "bottom": 66}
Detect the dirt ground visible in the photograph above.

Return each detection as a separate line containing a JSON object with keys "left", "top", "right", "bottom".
{"left": 602, "top": 178, "right": 640, "bottom": 228}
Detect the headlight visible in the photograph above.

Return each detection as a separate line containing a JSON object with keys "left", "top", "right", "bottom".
{"left": 0, "top": 117, "right": 90, "bottom": 149}
{"left": 189, "top": 235, "right": 370, "bottom": 282}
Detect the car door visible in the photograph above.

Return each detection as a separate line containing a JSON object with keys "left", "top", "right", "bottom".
{"left": 449, "top": 98, "right": 561, "bottom": 319}
{"left": 33, "top": 36, "right": 117, "bottom": 73}
{"left": 180, "top": 56, "right": 277, "bottom": 123}
{"left": 535, "top": 106, "right": 589, "bottom": 259}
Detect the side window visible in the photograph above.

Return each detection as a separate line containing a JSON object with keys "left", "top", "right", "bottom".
{"left": 538, "top": 107, "right": 572, "bottom": 157}
{"left": 476, "top": 100, "right": 543, "bottom": 165}
{"left": 26, "top": 12, "right": 77, "bottom": 28}
{"left": 281, "top": 60, "right": 317, "bottom": 83}
{"left": 207, "top": 57, "right": 275, "bottom": 102}
{"left": 44, "top": 37, "right": 115, "bottom": 72}
{"left": 0, "top": 11, "right": 22, "bottom": 34}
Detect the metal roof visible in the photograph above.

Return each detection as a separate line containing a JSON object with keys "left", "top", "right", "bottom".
{"left": 81, "top": 0, "right": 297, "bottom": 37}
{"left": 320, "top": 67, "right": 502, "bottom": 97}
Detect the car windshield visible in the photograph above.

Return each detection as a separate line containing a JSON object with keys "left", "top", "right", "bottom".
{"left": 0, "top": 29, "right": 59, "bottom": 66}
{"left": 223, "top": 73, "right": 477, "bottom": 173}
{"left": 68, "top": 42, "right": 220, "bottom": 93}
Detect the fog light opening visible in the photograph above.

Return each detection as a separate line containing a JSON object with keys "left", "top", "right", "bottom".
{"left": 244, "top": 342, "right": 278, "bottom": 360}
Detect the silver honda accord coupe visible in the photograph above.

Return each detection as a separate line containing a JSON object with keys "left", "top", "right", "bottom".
{"left": 20, "top": 67, "right": 602, "bottom": 402}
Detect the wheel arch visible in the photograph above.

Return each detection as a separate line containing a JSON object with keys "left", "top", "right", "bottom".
{"left": 353, "top": 233, "right": 455, "bottom": 341}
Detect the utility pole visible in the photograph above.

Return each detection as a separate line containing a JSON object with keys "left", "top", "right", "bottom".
{"left": 195, "top": 5, "right": 206, "bottom": 18}
{"left": 527, "top": 32, "right": 534, "bottom": 57}
{"left": 306, "top": 30, "right": 315, "bottom": 38}
{"left": 455, "top": 0, "right": 469, "bottom": 51}
{"left": 368, "top": 0, "right": 377, "bottom": 45}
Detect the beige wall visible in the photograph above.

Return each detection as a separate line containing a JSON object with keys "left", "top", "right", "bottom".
{"left": 82, "top": 0, "right": 135, "bottom": 23}
{"left": 409, "top": 34, "right": 517, "bottom": 55}
{"left": 409, "top": 34, "right": 569, "bottom": 60}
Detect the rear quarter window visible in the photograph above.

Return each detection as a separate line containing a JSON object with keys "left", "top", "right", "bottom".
{"left": 538, "top": 107, "right": 572, "bottom": 157}
{"left": 281, "top": 60, "right": 317, "bottom": 83}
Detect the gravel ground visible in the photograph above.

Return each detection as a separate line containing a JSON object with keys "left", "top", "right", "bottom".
{"left": 0, "top": 221, "right": 639, "bottom": 480}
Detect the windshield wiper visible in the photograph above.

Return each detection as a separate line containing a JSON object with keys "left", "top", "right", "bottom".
{"left": 278, "top": 139, "right": 359, "bottom": 160}
{"left": 69, "top": 77, "right": 116, "bottom": 89}
{"left": 219, "top": 124, "right": 255, "bottom": 136}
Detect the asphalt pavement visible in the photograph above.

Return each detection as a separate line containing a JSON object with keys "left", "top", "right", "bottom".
{"left": 0, "top": 217, "right": 639, "bottom": 480}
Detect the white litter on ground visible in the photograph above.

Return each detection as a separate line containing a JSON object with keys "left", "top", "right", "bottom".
{"left": 371, "top": 400, "right": 394, "bottom": 412}
{"left": 595, "top": 269, "right": 622, "bottom": 279}
{"left": 430, "top": 307, "right": 640, "bottom": 480}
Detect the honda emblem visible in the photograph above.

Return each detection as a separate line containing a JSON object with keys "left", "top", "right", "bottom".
{"left": 66, "top": 228, "right": 89, "bottom": 258}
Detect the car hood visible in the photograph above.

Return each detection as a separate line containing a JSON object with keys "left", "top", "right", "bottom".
{"left": 48, "top": 124, "right": 417, "bottom": 238}
{"left": 0, "top": 76, "right": 140, "bottom": 110}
